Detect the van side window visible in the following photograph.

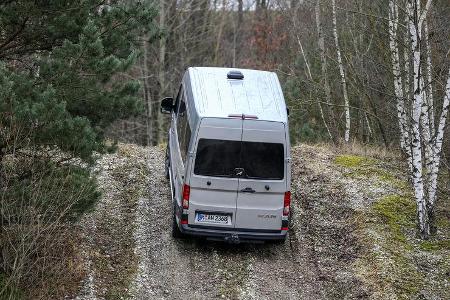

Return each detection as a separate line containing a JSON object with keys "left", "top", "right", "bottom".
{"left": 176, "top": 90, "right": 191, "bottom": 163}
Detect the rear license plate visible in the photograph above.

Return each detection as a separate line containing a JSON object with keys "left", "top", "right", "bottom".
{"left": 195, "top": 213, "right": 231, "bottom": 225}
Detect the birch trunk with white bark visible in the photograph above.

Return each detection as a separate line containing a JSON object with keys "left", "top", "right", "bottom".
{"left": 404, "top": 0, "right": 435, "bottom": 238}
{"left": 388, "top": 0, "right": 410, "bottom": 157}
{"left": 331, "top": 0, "right": 351, "bottom": 143}
{"left": 408, "top": 0, "right": 430, "bottom": 238}
{"left": 390, "top": 0, "right": 441, "bottom": 238}
{"left": 424, "top": 20, "right": 435, "bottom": 133}
{"left": 397, "top": 0, "right": 449, "bottom": 238}
{"left": 403, "top": 7, "right": 411, "bottom": 105}
{"left": 426, "top": 70, "right": 450, "bottom": 231}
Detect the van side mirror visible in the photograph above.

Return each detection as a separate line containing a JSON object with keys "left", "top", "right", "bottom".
{"left": 160, "top": 97, "right": 174, "bottom": 114}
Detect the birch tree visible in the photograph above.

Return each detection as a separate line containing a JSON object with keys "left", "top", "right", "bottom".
{"left": 389, "top": 0, "right": 450, "bottom": 238}
{"left": 331, "top": 0, "right": 351, "bottom": 143}
{"left": 389, "top": 0, "right": 409, "bottom": 153}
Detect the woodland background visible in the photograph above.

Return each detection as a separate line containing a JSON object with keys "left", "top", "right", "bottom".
{"left": 112, "top": 0, "right": 449, "bottom": 151}
{"left": 0, "top": 0, "right": 449, "bottom": 298}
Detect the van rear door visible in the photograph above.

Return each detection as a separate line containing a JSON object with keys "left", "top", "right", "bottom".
{"left": 235, "top": 121, "right": 287, "bottom": 231}
{"left": 188, "top": 118, "right": 242, "bottom": 229}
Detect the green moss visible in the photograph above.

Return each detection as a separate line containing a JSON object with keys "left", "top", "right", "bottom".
{"left": 334, "top": 155, "right": 370, "bottom": 168}
{"left": 360, "top": 194, "right": 424, "bottom": 298}
{"left": 419, "top": 240, "right": 450, "bottom": 251}
{"left": 335, "top": 155, "right": 409, "bottom": 190}
{"left": 373, "top": 195, "right": 416, "bottom": 245}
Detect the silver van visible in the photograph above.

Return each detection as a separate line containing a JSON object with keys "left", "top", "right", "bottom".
{"left": 161, "top": 67, "right": 291, "bottom": 243}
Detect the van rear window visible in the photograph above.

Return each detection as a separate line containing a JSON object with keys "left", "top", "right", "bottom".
{"left": 241, "top": 141, "right": 284, "bottom": 180}
{"left": 194, "top": 139, "right": 284, "bottom": 180}
{"left": 194, "top": 139, "right": 241, "bottom": 178}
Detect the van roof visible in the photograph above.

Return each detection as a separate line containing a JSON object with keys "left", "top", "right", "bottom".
{"left": 186, "top": 67, "right": 288, "bottom": 124}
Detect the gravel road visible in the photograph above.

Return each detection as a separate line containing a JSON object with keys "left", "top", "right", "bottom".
{"left": 75, "top": 144, "right": 372, "bottom": 300}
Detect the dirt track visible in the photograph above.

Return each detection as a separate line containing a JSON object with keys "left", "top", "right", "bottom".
{"left": 73, "top": 144, "right": 389, "bottom": 299}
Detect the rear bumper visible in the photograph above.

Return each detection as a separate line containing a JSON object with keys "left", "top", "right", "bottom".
{"left": 180, "top": 223, "right": 287, "bottom": 242}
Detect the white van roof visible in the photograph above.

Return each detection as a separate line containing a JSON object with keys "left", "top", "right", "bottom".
{"left": 184, "top": 67, "right": 288, "bottom": 124}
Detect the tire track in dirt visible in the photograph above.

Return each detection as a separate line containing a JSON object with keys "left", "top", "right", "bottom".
{"left": 76, "top": 144, "right": 372, "bottom": 299}
{"left": 76, "top": 145, "right": 148, "bottom": 299}
{"left": 130, "top": 145, "right": 366, "bottom": 300}
{"left": 130, "top": 147, "right": 239, "bottom": 299}
{"left": 290, "top": 145, "right": 370, "bottom": 299}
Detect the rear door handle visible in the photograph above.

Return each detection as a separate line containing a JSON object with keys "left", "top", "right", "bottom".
{"left": 240, "top": 187, "right": 255, "bottom": 193}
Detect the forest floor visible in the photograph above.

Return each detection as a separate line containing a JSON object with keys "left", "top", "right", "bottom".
{"left": 71, "top": 143, "right": 449, "bottom": 300}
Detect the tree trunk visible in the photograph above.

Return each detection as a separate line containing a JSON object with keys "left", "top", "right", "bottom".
{"left": 238, "top": 0, "right": 243, "bottom": 26}
{"left": 332, "top": 0, "right": 351, "bottom": 142}
{"left": 315, "top": 0, "right": 336, "bottom": 142}
{"left": 142, "top": 38, "right": 153, "bottom": 146}
{"left": 157, "top": 0, "right": 167, "bottom": 145}
{"left": 389, "top": 0, "right": 408, "bottom": 151}
{"left": 408, "top": 0, "right": 430, "bottom": 238}
{"left": 389, "top": 0, "right": 412, "bottom": 172}
{"left": 214, "top": 0, "right": 228, "bottom": 66}
{"left": 423, "top": 19, "right": 435, "bottom": 133}
{"left": 427, "top": 69, "right": 450, "bottom": 233}
{"left": 297, "top": 34, "right": 332, "bottom": 140}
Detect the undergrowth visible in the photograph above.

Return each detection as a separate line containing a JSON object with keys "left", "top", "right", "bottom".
{"left": 334, "top": 153, "right": 449, "bottom": 299}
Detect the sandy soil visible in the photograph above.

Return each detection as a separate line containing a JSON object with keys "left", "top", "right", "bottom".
{"left": 72, "top": 143, "right": 448, "bottom": 300}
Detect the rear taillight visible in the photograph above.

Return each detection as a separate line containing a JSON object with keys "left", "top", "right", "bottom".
{"left": 182, "top": 184, "right": 190, "bottom": 209}
{"left": 283, "top": 191, "right": 291, "bottom": 216}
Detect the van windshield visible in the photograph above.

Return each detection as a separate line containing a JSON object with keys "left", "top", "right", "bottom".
{"left": 194, "top": 139, "right": 284, "bottom": 180}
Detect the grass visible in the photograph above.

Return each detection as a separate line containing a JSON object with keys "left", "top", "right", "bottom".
{"left": 334, "top": 150, "right": 450, "bottom": 300}
{"left": 334, "top": 153, "right": 426, "bottom": 298}
{"left": 86, "top": 144, "right": 150, "bottom": 299}
{"left": 354, "top": 193, "right": 423, "bottom": 299}
{"left": 0, "top": 274, "right": 23, "bottom": 300}
{"left": 334, "top": 154, "right": 408, "bottom": 190}
{"left": 419, "top": 240, "right": 450, "bottom": 251}
{"left": 373, "top": 194, "right": 422, "bottom": 295}
{"left": 334, "top": 155, "right": 372, "bottom": 168}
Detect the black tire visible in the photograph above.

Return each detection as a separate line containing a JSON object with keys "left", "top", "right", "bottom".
{"left": 165, "top": 146, "right": 170, "bottom": 180}
{"left": 172, "top": 207, "right": 184, "bottom": 238}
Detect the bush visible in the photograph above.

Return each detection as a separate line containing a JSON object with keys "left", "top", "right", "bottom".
{"left": 1, "top": 159, "right": 100, "bottom": 298}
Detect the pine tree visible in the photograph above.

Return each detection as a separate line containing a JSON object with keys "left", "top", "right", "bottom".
{"left": 1, "top": 2, "right": 158, "bottom": 295}
{"left": 0, "top": 0, "right": 158, "bottom": 163}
